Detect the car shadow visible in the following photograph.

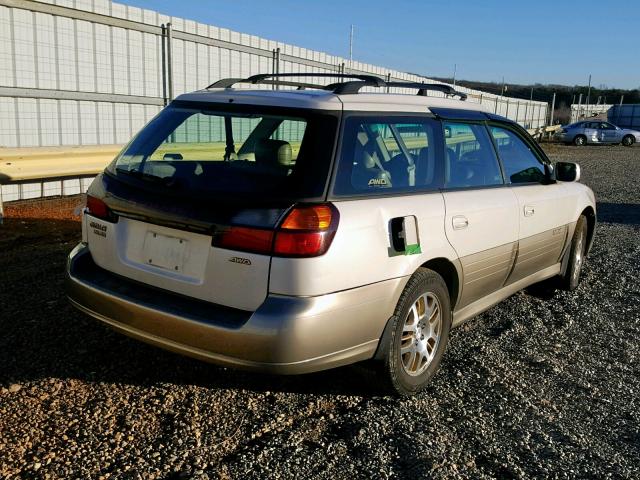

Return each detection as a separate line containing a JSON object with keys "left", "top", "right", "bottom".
{"left": 596, "top": 202, "right": 640, "bottom": 226}
{"left": 0, "top": 216, "right": 384, "bottom": 398}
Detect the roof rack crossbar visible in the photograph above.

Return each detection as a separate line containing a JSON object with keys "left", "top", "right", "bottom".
{"left": 206, "top": 74, "right": 467, "bottom": 100}
{"left": 386, "top": 82, "right": 468, "bottom": 100}
{"left": 207, "top": 73, "right": 385, "bottom": 90}
{"left": 246, "top": 72, "right": 386, "bottom": 86}
{"left": 208, "top": 77, "right": 245, "bottom": 89}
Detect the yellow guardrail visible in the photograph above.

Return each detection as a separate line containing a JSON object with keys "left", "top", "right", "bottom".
{"left": 0, "top": 145, "right": 121, "bottom": 182}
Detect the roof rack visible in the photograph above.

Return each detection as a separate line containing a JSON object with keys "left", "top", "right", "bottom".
{"left": 386, "top": 82, "right": 468, "bottom": 100}
{"left": 206, "top": 73, "right": 467, "bottom": 99}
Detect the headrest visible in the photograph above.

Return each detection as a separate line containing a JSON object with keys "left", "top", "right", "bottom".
{"left": 362, "top": 150, "right": 376, "bottom": 169}
{"left": 255, "top": 139, "right": 293, "bottom": 167}
{"left": 355, "top": 130, "right": 377, "bottom": 169}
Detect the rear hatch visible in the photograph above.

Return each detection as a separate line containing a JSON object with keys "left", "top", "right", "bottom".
{"left": 84, "top": 100, "right": 339, "bottom": 311}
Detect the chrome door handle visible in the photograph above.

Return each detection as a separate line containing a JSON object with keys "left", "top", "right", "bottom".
{"left": 452, "top": 215, "right": 469, "bottom": 230}
{"left": 524, "top": 205, "right": 535, "bottom": 217}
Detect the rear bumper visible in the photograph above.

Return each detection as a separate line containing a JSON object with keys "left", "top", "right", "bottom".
{"left": 66, "top": 244, "right": 406, "bottom": 374}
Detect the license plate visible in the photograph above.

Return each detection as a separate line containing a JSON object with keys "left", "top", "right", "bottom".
{"left": 143, "top": 231, "right": 188, "bottom": 272}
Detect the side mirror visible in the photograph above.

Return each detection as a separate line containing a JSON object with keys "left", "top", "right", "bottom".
{"left": 555, "top": 161, "right": 581, "bottom": 182}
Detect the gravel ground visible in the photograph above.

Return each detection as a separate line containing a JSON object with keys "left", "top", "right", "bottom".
{"left": 1, "top": 144, "right": 639, "bottom": 479}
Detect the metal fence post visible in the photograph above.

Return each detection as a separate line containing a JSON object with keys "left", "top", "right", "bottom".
{"left": 577, "top": 93, "right": 583, "bottom": 121}
{"left": 166, "top": 22, "right": 173, "bottom": 101}
{"left": 275, "top": 48, "right": 280, "bottom": 89}
{"left": 271, "top": 49, "right": 277, "bottom": 89}
{"left": 494, "top": 96, "right": 498, "bottom": 113}
{"left": 161, "top": 24, "right": 168, "bottom": 105}
{"left": 524, "top": 102, "right": 529, "bottom": 128}
{"left": 531, "top": 103, "right": 535, "bottom": 128}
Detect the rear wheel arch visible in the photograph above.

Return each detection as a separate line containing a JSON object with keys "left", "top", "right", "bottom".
{"left": 372, "top": 258, "right": 459, "bottom": 363}
{"left": 622, "top": 134, "right": 635, "bottom": 146}
{"left": 574, "top": 134, "right": 587, "bottom": 146}
{"left": 420, "top": 258, "right": 460, "bottom": 310}
{"left": 581, "top": 206, "right": 596, "bottom": 254}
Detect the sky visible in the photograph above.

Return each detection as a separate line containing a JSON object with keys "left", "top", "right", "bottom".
{"left": 120, "top": 0, "right": 639, "bottom": 89}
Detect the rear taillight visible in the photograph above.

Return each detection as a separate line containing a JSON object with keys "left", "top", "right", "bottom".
{"left": 212, "top": 204, "right": 339, "bottom": 258}
{"left": 215, "top": 226, "right": 274, "bottom": 255}
{"left": 274, "top": 205, "right": 338, "bottom": 257}
{"left": 86, "top": 195, "right": 113, "bottom": 221}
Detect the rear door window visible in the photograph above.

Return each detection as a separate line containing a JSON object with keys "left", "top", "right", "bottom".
{"left": 333, "top": 116, "right": 443, "bottom": 195}
{"left": 110, "top": 103, "right": 338, "bottom": 201}
{"left": 489, "top": 126, "right": 546, "bottom": 184}
{"left": 443, "top": 122, "right": 503, "bottom": 188}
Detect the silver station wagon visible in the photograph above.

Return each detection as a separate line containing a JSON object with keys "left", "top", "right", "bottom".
{"left": 67, "top": 73, "right": 596, "bottom": 396}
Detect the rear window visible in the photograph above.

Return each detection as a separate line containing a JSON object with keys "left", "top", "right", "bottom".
{"left": 109, "top": 102, "right": 338, "bottom": 201}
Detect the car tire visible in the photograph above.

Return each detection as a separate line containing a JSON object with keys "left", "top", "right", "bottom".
{"left": 380, "top": 268, "right": 451, "bottom": 396}
{"left": 560, "top": 215, "right": 588, "bottom": 291}
{"left": 622, "top": 135, "right": 635, "bottom": 147}
{"left": 573, "top": 135, "right": 587, "bottom": 146}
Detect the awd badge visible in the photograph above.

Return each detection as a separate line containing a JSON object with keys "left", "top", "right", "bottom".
{"left": 229, "top": 256, "right": 251, "bottom": 266}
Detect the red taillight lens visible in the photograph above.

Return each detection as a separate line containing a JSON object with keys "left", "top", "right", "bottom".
{"left": 273, "top": 231, "right": 329, "bottom": 256}
{"left": 213, "top": 204, "right": 339, "bottom": 258}
{"left": 215, "top": 226, "right": 274, "bottom": 254}
{"left": 86, "top": 195, "right": 111, "bottom": 220}
{"left": 274, "top": 204, "right": 339, "bottom": 257}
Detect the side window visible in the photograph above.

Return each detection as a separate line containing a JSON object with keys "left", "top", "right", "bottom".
{"left": 443, "top": 122, "right": 503, "bottom": 189}
{"left": 333, "top": 116, "right": 443, "bottom": 195}
{"left": 600, "top": 122, "right": 615, "bottom": 130}
{"left": 490, "top": 126, "right": 546, "bottom": 184}
{"left": 379, "top": 124, "right": 429, "bottom": 157}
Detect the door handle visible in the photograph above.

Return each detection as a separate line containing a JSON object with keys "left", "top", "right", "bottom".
{"left": 452, "top": 215, "right": 469, "bottom": 230}
{"left": 524, "top": 205, "right": 535, "bottom": 217}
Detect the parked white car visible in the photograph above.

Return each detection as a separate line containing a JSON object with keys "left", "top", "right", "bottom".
{"left": 66, "top": 73, "right": 596, "bottom": 395}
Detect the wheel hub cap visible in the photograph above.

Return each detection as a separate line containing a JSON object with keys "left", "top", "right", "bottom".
{"left": 400, "top": 293, "right": 442, "bottom": 376}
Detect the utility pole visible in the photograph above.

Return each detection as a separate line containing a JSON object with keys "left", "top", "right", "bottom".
{"left": 349, "top": 24, "right": 354, "bottom": 72}
{"left": 452, "top": 63, "right": 457, "bottom": 87}
{"left": 550, "top": 92, "right": 556, "bottom": 126}
{"left": 501, "top": 76, "right": 505, "bottom": 96}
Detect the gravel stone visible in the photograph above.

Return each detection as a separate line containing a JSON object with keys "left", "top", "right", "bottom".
{"left": 0, "top": 144, "right": 639, "bottom": 478}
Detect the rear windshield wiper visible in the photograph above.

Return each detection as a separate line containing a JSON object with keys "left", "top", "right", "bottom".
{"left": 115, "top": 167, "right": 177, "bottom": 186}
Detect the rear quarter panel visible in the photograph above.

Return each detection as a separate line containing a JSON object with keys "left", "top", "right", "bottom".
{"left": 269, "top": 192, "right": 458, "bottom": 297}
